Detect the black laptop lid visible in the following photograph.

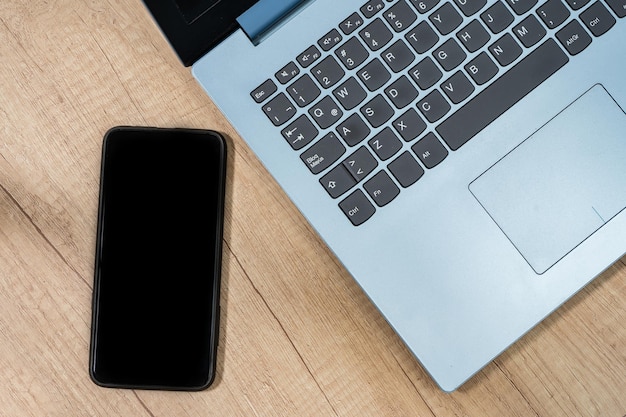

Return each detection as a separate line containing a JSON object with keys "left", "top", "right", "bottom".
{"left": 143, "top": 0, "right": 259, "bottom": 66}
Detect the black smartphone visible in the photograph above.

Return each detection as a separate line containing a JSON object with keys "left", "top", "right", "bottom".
{"left": 90, "top": 126, "right": 226, "bottom": 391}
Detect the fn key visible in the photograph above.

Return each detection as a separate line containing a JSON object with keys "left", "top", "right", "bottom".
{"left": 340, "top": 189, "right": 375, "bottom": 226}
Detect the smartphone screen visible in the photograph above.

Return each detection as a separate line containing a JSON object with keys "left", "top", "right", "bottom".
{"left": 90, "top": 127, "right": 226, "bottom": 390}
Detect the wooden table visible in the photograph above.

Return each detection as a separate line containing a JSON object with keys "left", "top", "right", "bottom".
{"left": 1, "top": 1, "right": 624, "bottom": 415}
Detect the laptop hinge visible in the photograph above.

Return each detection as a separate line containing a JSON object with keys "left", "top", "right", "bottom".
{"left": 237, "top": 0, "right": 306, "bottom": 42}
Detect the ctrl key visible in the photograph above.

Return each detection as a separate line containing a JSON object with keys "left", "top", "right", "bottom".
{"left": 339, "top": 189, "right": 376, "bottom": 226}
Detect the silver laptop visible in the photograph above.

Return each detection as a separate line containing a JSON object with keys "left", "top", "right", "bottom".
{"left": 143, "top": 0, "right": 626, "bottom": 391}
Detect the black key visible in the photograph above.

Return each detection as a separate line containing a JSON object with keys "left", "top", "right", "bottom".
{"left": 335, "top": 37, "right": 370, "bottom": 70}
{"left": 504, "top": 0, "right": 538, "bottom": 14}
{"left": 405, "top": 21, "right": 440, "bottom": 54}
{"left": 333, "top": 77, "right": 368, "bottom": 110}
{"left": 358, "top": 58, "right": 392, "bottom": 91}
{"left": 343, "top": 146, "right": 378, "bottom": 181}
{"left": 385, "top": 0, "right": 418, "bottom": 31}
{"left": 297, "top": 45, "right": 321, "bottom": 68}
{"left": 441, "top": 71, "right": 475, "bottom": 104}
{"left": 359, "top": 18, "right": 394, "bottom": 51}
{"left": 281, "top": 115, "right": 318, "bottom": 150}
{"left": 580, "top": 2, "right": 616, "bottom": 36}
{"left": 336, "top": 113, "right": 371, "bottom": 146}
{"left": 364, "top": 171, "right": 400, "bottom": 206}
{"left": 481, "top": 1, "right": 514, "bottom": 33}
{"left": 410, "top": 0, "right": 441, "bottom": 14}
{"left": 385, "top": 75, "right": 419, "bottom": 109}
{"left": 453, "top": 0, "right": 488, "bottom": 16}
{"left": 464, "top": 51, "right": 499, "bottom": 85}
{"left": 251, "top": 79, "right": 277, "bottom": 103}
{"left": 388, "top": 151, "right": 425, "bottom": 187}
{"left": 393, "top": 108, "right": 427, "bottom": 141}
{"left": 433, "top": 38, "right": 467, "bottom": 71}
{"left": 556, "top": 20, "right": 592, "bottom": 55}
{"left": 287, "top": 74, "right": 321, "bottom": 107}
{"left": 262, "top": 93, "right": 296, "bottom": 126}
{"left": 409, "top": 57, "right": 443, "bottom": 90}
{"left": 275, "top": 62, "right": 300, "bottom": 84}
{"left": 489, "top": 33, "right": 523, "bottom": 66}
{"left": 339, "top": 189, "right": 376, "bottom": 226}
{"left": 318, "top": 29, "right": 343, "bottom": 51}
{"left": 361, "top": 95, "right": 395, "bottom": 127}
{"left": 312, "top": 56, "right": 345, "bottom": 89}
{"left": 340, "top": 12, "right": 365, "bottom": 35}
{"left": 369, "top": 127, "right": 403, "bottom": 160}
{"left": 309, "top": 96, "right": 343, "bottom": 129}
{"left": 564, "top": 0, "right": 591, "bottom": 10}
{"left": 417, "top": 90, "right": 451, "bottom": 123}
{"left": 436, "top": 39, "right": 569, "bottom": 150}
{"left": 537, "top": 0, "right": 571, "bottom": 29}
{"left": 411, "top": 132, "right": 449, "bottom": 168}
{"left": 513, "top": 15, "right": 547, "bottom": 48}
{"left": 320, "top": 164, "right": 357, "bottom": 198}
{"left": 457, "top": 19, "right": 491, "bottom": 52}
{"left": 605, "top": 0, "right": 626, "bottom": 17}
{"left": 300, "top": 132, "right": 346, "bottom": 174}
{"left": 430, "top": 2, "right": 464, "bottom": 34}
{"left": 382, "top": 40, "right": 415, "bottom": 73}
{"left": 361, "top": 0, "right": 386, "bottom": 18}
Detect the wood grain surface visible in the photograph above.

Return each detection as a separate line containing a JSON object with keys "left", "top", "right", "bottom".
{"left": 0, "top": 1, "right": 624, "bottom": 416}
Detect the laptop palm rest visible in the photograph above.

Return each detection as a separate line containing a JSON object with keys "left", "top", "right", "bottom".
{"left": 470, "top": 84, "right": 626, "bottom": 274}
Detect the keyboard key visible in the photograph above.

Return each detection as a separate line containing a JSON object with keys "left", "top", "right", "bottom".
{"left": 556, "top": 19, "right": 592, "bottom": 55}
{"left": 364, "top": 171, "right": 400, "bottom": 206}
{"left": 339, "top": 189, "right": 376, "bottom": 226}
{"left": 580, "top": 1, "right": 616, "bottom": 36}
{"left": 453, "top": 0, "right": 487, "bottom": 16}
{"left": 361, "top": 94, "right": 395, "bottom": 127}
{"left": 410, "top": 0, "right": 441, "bottom": 14}
{"left": 393, "top": 108, "right": 427, "bottom": 141}
{"left": 287, "top": 74, "right": 321, "bottom": 107}
{"left": 513, "top": 15, "right": 547, "bottom": 48}
{"left": 262, "top": 93, "right": 296, "bottom": 126}
{"left": 441, "top": 71, "right": 475, "bottom": 104}
{"left": 388, "top": 151, "right": 425, "bottom": 187}
{"left": 605, "top": 0, "right": 626, "bottom": 17}
{"left": 433, "top": 38, "right": 467, "bottom": 71}
{"left": 320, "top": 164, "right": 357, "bottom": 198}
{"left": 385, "top": 75, "right": 419, "bottom": 108}
{"left": 282, "top": 115, "right": 318, "bottom": 150}
{"left": 564, "top": 0, "right": 591, "bottom": 10}
{"left": 409, "top": 57, "right": 443, "bottom": 90}
{"left": 333, "top": 77, "right": 368, "bottom": 110}
{"left": 343, "top": 146, "right": 379, "bottom": 181}
{"left": 385, "top": 0, "right": 418, "bottom": 31}
{"left": 361, "top": 0, "right": 386, "bottom": 18}
{"left": 536, "top": 0, "right": 571, "bottom": 29}
{"left": 382, "top": 40, "right": 416, "bottom": 73}
{"left": 336, "top": 113, "right": 371, "bottom": 146}
{"left": 300, "top": 132, "right": 346, "bottom": 174}
{"left": 318, "top": 29, "right": 343, "bottom": 51}
{"left": 417, "top": 90, "right": 451, "bottom": 123}
{"left": 309, "top": 96, "right": 343, "bottom": 129}
{"left": 297, "top": 45, "right": 321, "bottom": 68}
{"left": 411, "top": 132, "right": 449, "bottom": 168}
{"left": 358, "top": 58, "right": 392, "bottom": 91}
{"left": 405, "top": 21, "right": 439, "bottom": 54}
{"left": 437, "top": 39, "right": 569, "bottom": 150}
{"left": 457, "top": 19, "right": 491, "bottom": 52}
{"left": 504, "top": 0, "right": 538, "bottom": 14}
{"left": 251, "top": 79, "right": 277, "bottom": 103}
{"left": 465, "top": 51, "right": 499, "bottom": 84}
{"left": 335, "top": 37, "right": 370, "bottom": 70}
{"left": 359, "top": 18, "right": 394, "bottom": 51}
{"left": 340, "top": 12, "right": 365, "bottom": 35}
{"left": 489, "top": 33, "right": 523, "bottom": 66}
{"left": 275, "top": 62, "right": 300, "bottom": 84}
{"left": 481, "top": 1, "right": 514, "bottom": 33}
{"left": 311, "top": 56, "right": 345, "bottom": 89}
{"left": 368, "top": 127, "right": 403, "bottom": 160}
{"left": 430, "top": 2, "right": 464, "bottom": 34}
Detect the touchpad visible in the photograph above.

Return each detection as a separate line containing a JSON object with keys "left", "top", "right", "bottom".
{"left": 470, "top": 85, "right": 626, "bottom": 274}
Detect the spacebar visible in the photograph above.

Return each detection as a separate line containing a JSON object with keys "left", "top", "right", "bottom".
{"left": 436, "top": 39, "right": 569, "bottom": 151}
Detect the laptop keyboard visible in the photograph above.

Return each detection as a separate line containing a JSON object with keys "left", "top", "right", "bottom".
{"left": 251, "top": 0, "right": 624, "bottom": 225}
